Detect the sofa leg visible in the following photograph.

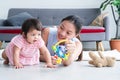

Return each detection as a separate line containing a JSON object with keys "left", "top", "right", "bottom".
{"left": 96, "top": 41, "right": 104, "bottom": 51}
{"left": 0, "top": 41, "right": 2, "bottom": 49}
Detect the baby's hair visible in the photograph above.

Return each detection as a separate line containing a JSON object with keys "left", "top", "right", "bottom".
{"left": 21, "top": 18, "right": 42, "bottom": 37}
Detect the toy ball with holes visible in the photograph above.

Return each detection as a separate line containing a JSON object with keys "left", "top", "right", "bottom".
{"left": 52, "top": 39, "right": 70, "bottom": 64}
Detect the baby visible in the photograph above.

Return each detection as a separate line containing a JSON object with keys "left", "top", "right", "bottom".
{"left": 2, "top": 18, "right": 55, "bottom": 69}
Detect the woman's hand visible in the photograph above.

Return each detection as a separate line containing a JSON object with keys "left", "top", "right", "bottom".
{"left": 66, "top": 40, "right": 76, "bottom": 54}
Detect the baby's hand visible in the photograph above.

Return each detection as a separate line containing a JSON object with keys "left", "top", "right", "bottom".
{"left": 14, "top": 63, "right": 24, "bottom": 69}
{"left": 46, "top": 62, "right": 56, "bottom": 68}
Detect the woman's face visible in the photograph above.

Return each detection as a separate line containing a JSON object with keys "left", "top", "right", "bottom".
{"left": 57, "top": 20, "right": 76, "bottom": 41}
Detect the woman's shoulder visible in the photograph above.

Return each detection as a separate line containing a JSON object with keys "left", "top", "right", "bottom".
{"left": 72, "top": 37, "right": 80, "bottom": 42}
{"left": 42, "top": 27, "right": 57, "bottom": 33}
{"left": 42, "top": 28, "right": 50, "bottom": 38}
{"left": 42, "top": 27, "right": 57, "bottom": 38}
{"left": 42, "top": 27, "right": 57, "bottom": 45}
{"left": 42, "top": 27, "right": 50, "bottom": 34}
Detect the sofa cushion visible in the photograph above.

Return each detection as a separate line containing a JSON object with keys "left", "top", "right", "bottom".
{"left": 80, "top": 26, "right": 105, "bottom": 33}
{"left": 4, "top": 12, "right": 34, "bottom": 26}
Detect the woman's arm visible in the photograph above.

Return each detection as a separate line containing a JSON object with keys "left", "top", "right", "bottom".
{"left": 62, "top": 40, "right": 83, "bottom": 66}
{"left": 13, "top": 45, "right": 23, "bottom": 69}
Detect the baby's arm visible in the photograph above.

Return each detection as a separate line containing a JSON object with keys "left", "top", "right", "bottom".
{"left": 40, "top": 45, "right": 56, "bottom": 68}
{"left": 13, "top": 45, "right": 23, "bottom": 69}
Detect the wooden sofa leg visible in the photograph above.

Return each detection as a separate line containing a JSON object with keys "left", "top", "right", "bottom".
{"left": 0, "top": 41, "right": 2, "bottom": 49}
{"left": 96, "top": 41, "right": 104, "bottom": 51}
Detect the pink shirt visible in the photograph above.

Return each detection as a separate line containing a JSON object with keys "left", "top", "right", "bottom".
{"left": 5, "top": 35, "right": 44, "bottom": 65}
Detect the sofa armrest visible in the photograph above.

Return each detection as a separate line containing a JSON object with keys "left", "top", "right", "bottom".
{"left": 0, "top": 19, "right": 5, "bottom": 26}
{"left": 103, "top": 16, "right": 110, "bottom": 40}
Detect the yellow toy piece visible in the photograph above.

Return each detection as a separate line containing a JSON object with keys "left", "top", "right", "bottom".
{"left": 56, "top": 57, "right": 62, "bottom": 64}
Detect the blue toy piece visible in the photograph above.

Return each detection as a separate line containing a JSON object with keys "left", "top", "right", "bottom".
{"left": 56, "top": 45, "right": 67, "bottom": 58}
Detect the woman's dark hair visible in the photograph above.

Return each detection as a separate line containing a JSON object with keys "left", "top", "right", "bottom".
{"left": 61, "top": 15, "right": 83, "bottom": 61}
{"left": 61, "top": 15, "right": 82, "bottom": 34}
{"left": 21, "top": 18, "right": 42, "bottom": 37}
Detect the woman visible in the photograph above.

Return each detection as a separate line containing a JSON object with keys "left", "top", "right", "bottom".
{"left": 41, "top": 15, "right": 83, "bottom": 66}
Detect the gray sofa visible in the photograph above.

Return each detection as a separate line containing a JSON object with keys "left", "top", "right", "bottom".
{"left": 0, "top": 8, "right": 110, "bottom": 50}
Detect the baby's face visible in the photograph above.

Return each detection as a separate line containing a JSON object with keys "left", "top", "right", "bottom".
{"left": 26, "top": 29, "right": 41, "bottom": 44}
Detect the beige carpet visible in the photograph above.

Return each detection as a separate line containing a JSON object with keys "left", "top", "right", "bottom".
{"left": 83, "top": 49, "right": 120, "bottom": 61}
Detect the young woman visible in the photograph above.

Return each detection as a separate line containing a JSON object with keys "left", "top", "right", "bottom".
{"left": 41, "top": 15, "right": 83, "bottom": 66}
{"left": 2, "top": 18, "right": 55, "bottom": 69}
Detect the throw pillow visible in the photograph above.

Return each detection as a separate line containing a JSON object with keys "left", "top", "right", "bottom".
{"left": 90, "top": 12, "right": 108, "bottom": 26}
{"left": 4, "top": 12, "right": 34, "bottom": 26}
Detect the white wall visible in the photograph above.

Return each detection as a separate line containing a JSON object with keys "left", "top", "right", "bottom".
{"left": 0, "top": 0, "right": 104, "bottom": 19}
{"left": 0, "top": 0, "right": 116, "bottom": 50}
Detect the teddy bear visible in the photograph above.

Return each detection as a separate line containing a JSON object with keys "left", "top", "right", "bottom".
{"left": 88, "top": 51, "right": 116, "bottom": 67}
